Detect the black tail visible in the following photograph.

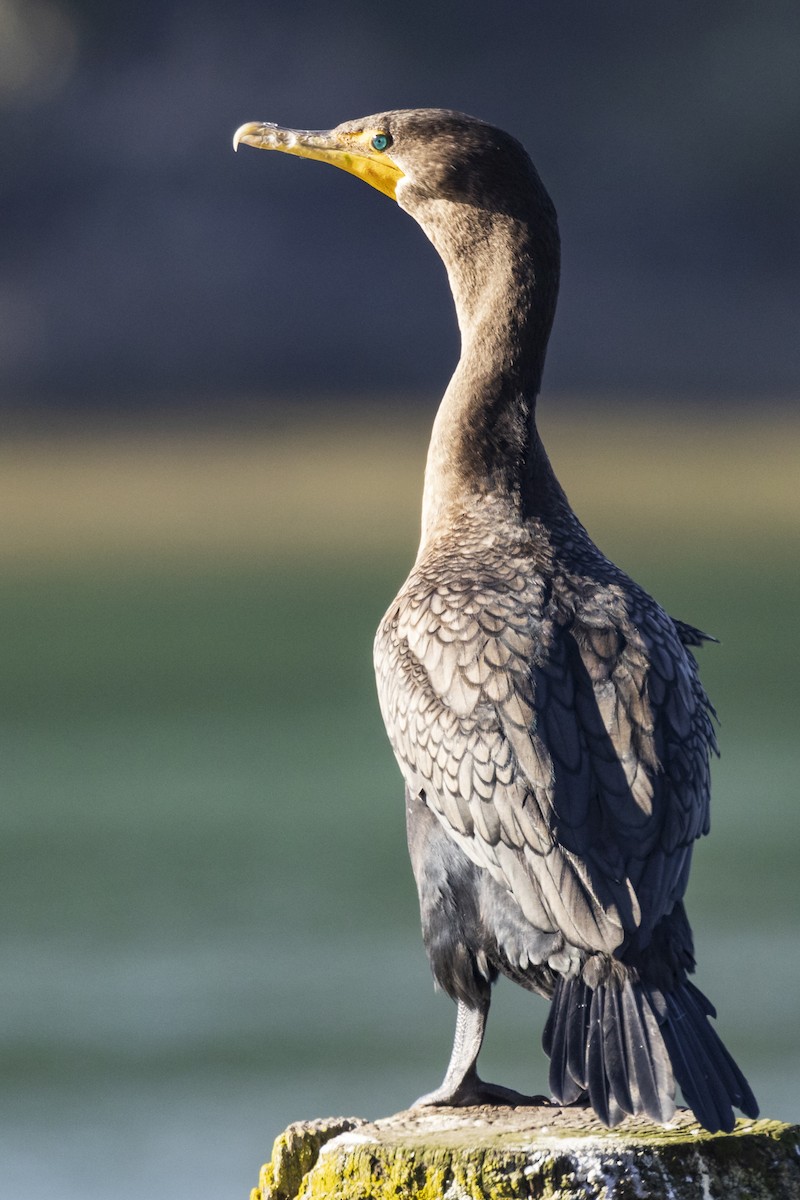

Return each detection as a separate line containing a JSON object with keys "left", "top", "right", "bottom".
{"left": 543, "top": 974, "right": 758, "bottom": 1132}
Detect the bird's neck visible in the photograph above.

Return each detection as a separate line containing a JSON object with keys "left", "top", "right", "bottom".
{"left": 410, "top": 198, "right": 562, "bottom": 548}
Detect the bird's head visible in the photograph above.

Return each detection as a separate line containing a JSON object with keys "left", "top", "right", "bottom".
{"left": 234, "top": 107, "right": 560, "bottom": 355}
{"left": 233, "top": 108, "right": 554, "bottom": 229}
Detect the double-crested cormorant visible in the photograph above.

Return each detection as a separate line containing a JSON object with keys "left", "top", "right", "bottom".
{"left": 233, "top": 109, "right": 758, "bottom": 1133}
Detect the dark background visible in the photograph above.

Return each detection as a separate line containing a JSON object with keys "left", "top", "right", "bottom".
{"left": 2, "top": 0, "right": 799, "bottom": 412}
{"left": 1, "top": 5, "right": 798, "bottom": 1200}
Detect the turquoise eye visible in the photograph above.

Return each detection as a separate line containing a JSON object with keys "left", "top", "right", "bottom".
{"left": 371, "top": 133, "right": 390, "bottom": 152}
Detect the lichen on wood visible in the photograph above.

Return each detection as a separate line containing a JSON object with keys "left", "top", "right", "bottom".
{"left": 250, "top": 1106, "right": 800, "bottom": 1200}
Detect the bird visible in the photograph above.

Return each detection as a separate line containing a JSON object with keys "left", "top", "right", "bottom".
{"left": 233, "top": 108, "right": 758, "bottom": 1133}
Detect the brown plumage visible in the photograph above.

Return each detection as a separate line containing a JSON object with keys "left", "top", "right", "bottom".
{"left": 234, "top": 107, "right": 758, "bottom": 1132}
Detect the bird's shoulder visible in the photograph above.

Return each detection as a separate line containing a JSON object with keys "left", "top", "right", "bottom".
{"left": 375, "top": 508, "right": 660, "bottom": 684}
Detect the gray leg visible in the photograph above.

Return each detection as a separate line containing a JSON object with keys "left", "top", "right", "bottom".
{"left": 412, "top": 996, "right": 550, "bottom": 1108}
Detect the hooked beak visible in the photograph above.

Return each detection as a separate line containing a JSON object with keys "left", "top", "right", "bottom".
{"left": 233, "top": 121, "right": 404, "bottom": 201}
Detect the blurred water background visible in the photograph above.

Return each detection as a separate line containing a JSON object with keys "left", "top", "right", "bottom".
{"left": 1, "top": 3, "right": 799, "bottom": 1199}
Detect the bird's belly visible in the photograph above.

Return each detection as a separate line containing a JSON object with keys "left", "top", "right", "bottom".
{"left": 405, "top": 788, "right": 577, "bottom": 1004}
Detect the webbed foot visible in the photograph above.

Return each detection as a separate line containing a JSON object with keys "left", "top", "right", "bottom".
{"left": 413, "top": 1073, "right": 550, "bottom": 1109}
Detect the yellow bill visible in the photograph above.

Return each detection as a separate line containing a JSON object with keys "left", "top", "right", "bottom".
{"left": 233, "top": 121, "right": 404, "bottom": 200}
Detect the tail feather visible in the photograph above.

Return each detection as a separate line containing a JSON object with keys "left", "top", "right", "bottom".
{"left": 566, "top": 977, "right": 591, "bottom": 1092}
{"left": 600, "top": 984, "right": 633, "bottom": 1117}
{"left": 661, "top": 983, "right": 759, "bottom": 1132}
{"left": 543, "top": 976, "right": 585, "bottom": 1103}
{"left": 586, "top": 987, "right": 612, "bottom": 1122}
{"left": 683, "top": 982, "right": 757, "bottom": 1113}
{"left": 545, "top": 972, "right": 757, "bottom": 1132}
{"left": 623, "top": 978, "right": 674, "bottom": 1122}
{"left": 660, "top": 989, "right": 733, "bottom": 1132}
{"left": 585, "top": 986, "right": 630, "bottom": 1126}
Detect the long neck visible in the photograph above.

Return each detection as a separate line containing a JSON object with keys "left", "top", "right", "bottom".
{"left": 407, "top": 194, "right": 562, "bottom": 546}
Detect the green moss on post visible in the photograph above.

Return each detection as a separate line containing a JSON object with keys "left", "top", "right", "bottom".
{"left": 251, "top": 1117, "right": 368, "bottom": 1200}
{"left": 250, "top": 1107, "right": 800, "bottom": 1200}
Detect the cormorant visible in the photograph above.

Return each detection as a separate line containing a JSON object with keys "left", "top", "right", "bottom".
{"left": 233, "top": 109, "right": 758, "bottom": 1133}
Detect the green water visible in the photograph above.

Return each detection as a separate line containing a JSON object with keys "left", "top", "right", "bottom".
{"left": 2, "top": 549, "right": 798, "bottom": 1199}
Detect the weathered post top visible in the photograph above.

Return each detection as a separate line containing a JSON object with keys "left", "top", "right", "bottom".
{"left": 252, "top": 1106, "right": 800, "bottom": 1200}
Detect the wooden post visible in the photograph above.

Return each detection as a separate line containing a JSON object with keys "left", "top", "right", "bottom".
{"left": 251, "top": 1107, "right": 800, "bottom": 1200}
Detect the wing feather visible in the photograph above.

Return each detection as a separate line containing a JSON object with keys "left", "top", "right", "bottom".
{"left": 376, "top": 545, "right": 715, "bottom": 955}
